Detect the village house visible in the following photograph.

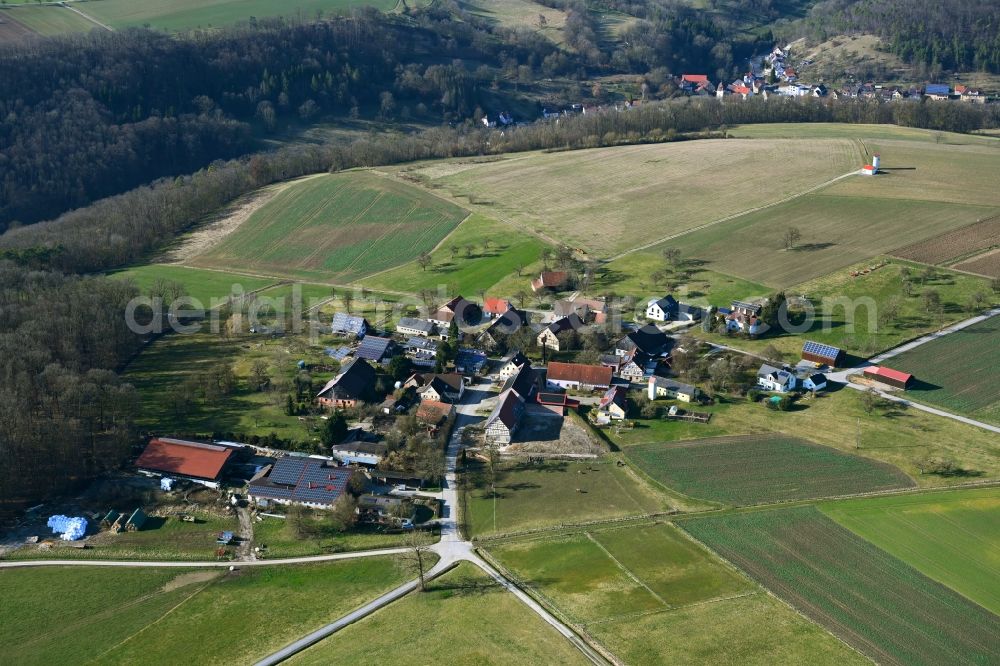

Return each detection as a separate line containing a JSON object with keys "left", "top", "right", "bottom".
{"left": 355, "top": 335, "right": 397, "bottom": 365}
{"left": 554, "top": 297, "right": 607, "bottom": 324}
{"left": 924, "top": 83, "right": 951, "bottom": 101}
{"left": 537, "top": 313, "right": 585, "bottom": 351}
{"left": 596, "top": 385, "right": 628, "bottom": 424}
{"left": 646, "top": 295, "right": 678, "bottom": 322}
{"left": 403, "top": 336, "right": 438, "bottom": 362}
{"left": 484, "top": 388, "right": 525, "bottom": 445}
{"left": 330, "top": 312, "right": 369, "bottom": 338}
{"left": 757, "top": 364, "right": 797, "bottom": 393}
{"left": 796, "top": 370, "right": 828, "bottom": 392}
{"left": 530, "top": 271, "right": 569, "bottom": 293}
{"left": 615, "top": 325, "right": 670, "bottom": 358}
{"left": 501, "top": 359, "right": 538, "bottom": 399}
{"left": 316, "top": 358, "right": 377, "bottom": 409}
{"left": 248, "top": 457, "right": 354, "bottom": 510}
{"left": 429, "top": 295, "right": 481, "bottom": 330}
{"left": 723, "top": 300, "right": 764, "bottom": 335}
{"left": 648, "top": 376, "right": 698, "bottom": 403}
{"left": 135, "top": 438, "right": 236, "bottom": 489}
{"left": 405, "top": 372, "right": 465, "bottom": 403}
{"left": 545, "top": 361, "right": 613, "bottom": 392}
{"left": 497, "top": 351, "right": 530, "bottom": 381}
{"left": 415, "top": 399, "right": 455, "bottom": 431}
{"left": 617, "top": 352, "right": 649, "bottom": 384}
{"left": 454, "top": 348, "right": 488, "bottom": 376}
{"left": 330, "top": 441, "right": 388, "bottom": 467}
{"left": 483, "top": 297, "right": 512, "bottom": 318}
{"left": 396, "top": 317, "right": 436, "bottom": 338}
{"left": 477, "top": 308, "right": 528, "bottom": 350}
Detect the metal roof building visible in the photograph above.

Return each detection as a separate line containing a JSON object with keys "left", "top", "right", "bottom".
{"left": 248, "top": 457, "right": 353, "bottom": 508}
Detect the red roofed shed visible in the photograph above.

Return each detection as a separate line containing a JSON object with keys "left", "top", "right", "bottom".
{"left": 136, "top": 438, "right": 233, "bottom": 482}
{"left": 863, "top": 366, "right": 913, "bottom": 390}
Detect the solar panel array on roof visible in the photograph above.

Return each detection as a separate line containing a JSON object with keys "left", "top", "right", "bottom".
{"left": 326, "top": 346, "right": 351, "bottom": 360}
{"left": 267, "top": 457, "right": 308, "bottom": 485}
{"left": 356, "top": 336, "right": 393, "bottom": 361}
{"left": 802, "top": 341, "right": 842, "bottom": 363}
{"left": 249, "top": 457, "right": 353, "bottom": 506}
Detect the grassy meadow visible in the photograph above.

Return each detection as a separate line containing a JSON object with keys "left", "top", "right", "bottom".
{"left": 626, "top": 434, "right": 914, "bottom": 506}
{"left": 1, "top": 6, "right": 96, "bottom": 35}
{"left": 111, "top": 263, "right": 280, "bottom": 306}
{"left": 461, "top": 458, "right": 697, "bottom": 539}
{"left": 885, "top": 314, "right": 1000, "bottom": 424}
{"left": 682, "top": 506, "right": 1000, "bottom": 665}
{"left": 0, "top": 557, "right": 414, "bottom": 666}
{"left": 83, "top": 0, "right": 398, "bottom": 32}
{"left": 488, "top": 522, "right": 864, "bottom": 665}
{"left": 290, "top": 562, "right": 588, "bottom": 665}
{"left": 191, "top": 171, "right": 468, "bottom": 283}
{"left": 604, "top": 388, "right": 1000, "bottom": 486}
{"left": 821, "top": 487, "right": 1000, "bottom": 614}
{"left": 387, "top": 139, "right": 859, "bottom": 256}
{"left": 362, "top": 212, "right": 546, "bottom": 296}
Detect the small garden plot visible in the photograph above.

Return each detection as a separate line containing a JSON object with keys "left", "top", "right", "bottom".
{"left": 887, "top": 314, "right": 1000, "bottom": 424}
{"left": 626, "top": 434, "right": 914, "bottom": 505}
{"left": 682, "top": 506, "right": 1000, "bottom": 666}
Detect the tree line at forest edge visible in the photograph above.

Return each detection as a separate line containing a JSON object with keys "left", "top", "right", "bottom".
{"left": 2, "top": 4, "right": 1000, "bottom": 511}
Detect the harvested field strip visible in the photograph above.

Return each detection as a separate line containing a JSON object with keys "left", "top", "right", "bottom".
{"left": 626, "top": 434, "right": 914, "bottom": 506}
{"left": 953, "top": 248, "right": 1000, "bottom": 278}
{"left": 682, "top": 506, "right": 1000, "bottom": 666}
{"left": 891, "top": 215, "right": 1000, "bottom": 265}
{"left": 886, "top": 314, "right": 1000, "bottom": 421}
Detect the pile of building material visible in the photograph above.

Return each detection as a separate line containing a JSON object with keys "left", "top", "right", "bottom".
{"left": 47, "top": 515, "right": 87, "bottom": 541}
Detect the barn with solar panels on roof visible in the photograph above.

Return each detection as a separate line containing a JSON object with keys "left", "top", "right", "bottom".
{"left": 248, "top": 457, "right": 355, "bottom": 509}
{"left": 801, "top": 341, "right": 845, "bottom": 367}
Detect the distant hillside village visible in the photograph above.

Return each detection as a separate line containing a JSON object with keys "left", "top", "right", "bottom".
{"left": 483, "top": 44, "right": 992, "bottom": 127}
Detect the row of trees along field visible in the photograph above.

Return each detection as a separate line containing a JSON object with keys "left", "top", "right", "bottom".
{"left": 791, "top": 0, "right": 1000, "bottom": 74}
{"left": 2, "top": 94, "right": 996, "bottom": 276}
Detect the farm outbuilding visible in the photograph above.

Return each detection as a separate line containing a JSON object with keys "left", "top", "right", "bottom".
{"left": 864, "top": 366, "right": 913, "bottom": 390}
{"left": 135, "top": 438, "right": 235, "bottom": 488}
{"left": 802, "top": 341, "right": 844, "bottom": 367}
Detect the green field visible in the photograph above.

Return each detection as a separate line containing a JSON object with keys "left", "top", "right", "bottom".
{"left": 822, "top": 487, "right": 1000, "bottom": 614}
{"left": 388, "top": 139, "right": 858, "bottom": 256}
{"left": 488, "top": 522, "right": 864, "bottom": 664}
{"left": 626, "top": 434, "right": 914, "bottom": 505}
{"left": 461, "top": 458, "right": 697, "bottom": 538}
{"left": 111, "top": 263, "right": 280, "bottom": 306}
{"left": 83, "top": 0, "right": 397, "bottom": 32}
{"left": 253, "top": 514, "right": 421, "bottom": 558}
{"left": 683, "top": 506, "right": 1000, "bottom": 665}
{"left": 5, "top": 511, "right": 238, "bottom": 561}
{"left": 728, "top": 122, "right": 1000, "bottom": 146}
{"left": 666, "top": 194, "right": 998, "bottom": 287}
{"left": 191, "top": 171, "right": 468, "bottom": 282}
{"left": 1, "top": 6, "right": 97, "bottom": 35}
{"left": 362, "top": 212, "right": 546, "bottom": 296}
{"left": 611, "top": 389, "right": 1000, "bottom": 487}
{"left": 886, "top": 314, "right": 1000, "bottom": 424}
{"left": 290, "top": 562, "right": 587, "bottom": 665}
{"left": 0, "top": 556, "right": 414, "bottom": 665}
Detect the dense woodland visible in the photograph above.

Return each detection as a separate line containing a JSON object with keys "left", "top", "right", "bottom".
{"left": 795, "top": 0, "right": 1000, "bottom": 75}
{"left": 2, "top": 3, "right": 999, "bottom": 509}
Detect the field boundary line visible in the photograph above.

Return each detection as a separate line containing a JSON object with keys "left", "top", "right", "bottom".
{"left": 608, "top": 168, "right": 861, "bottom": 261}
{"left": 59, "top": 1, "right": 113, "bottom": 31}
{"left": 584, "top": 532, "right": 670, "bottom": 607}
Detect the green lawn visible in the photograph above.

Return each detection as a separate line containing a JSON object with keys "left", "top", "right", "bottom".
{"left": 5, "top": 511, "right": 239, "bottom": 561}
{"left": 361, "top": 212, "right": 546, "bottom": 296}
{"left": 605, "top": 389, "right": 1000, "bottom": 487}
{"left": 191, "top": 171, "right": 468, "bottom": 283}
{"left": 84, "top": 0, "right": 398, "bottom": 32}
{"left": 626, "top": 434, "right": 914, "bottom": 506}
{"left": 821, "top": 487, "right": 1000, "bottom": 614}
{"left": 253, "top": 514, "right": 426, "bottom": 558}
{"left": 111, "top": 263, "right": 279, "bottom": 307}
{"left": 290, "top": 562, "right": 588, "bottom": 665}
{"left": 682, "top": 506, "right": 1000, "bottom": 665}
{"left": 728, "top": 122, "right": 1000, "bottom": 146}
{"left": 488, "top": 522, "right": 864, "bottom": 664}
{"left": 886, "top": 314, "right": 1000, "bottom": 425}
{"left": 461, "top": 458, "right": 697, "bottom": 539}
{"left": 0, "top": 556, "right": 415, "bottom": 665}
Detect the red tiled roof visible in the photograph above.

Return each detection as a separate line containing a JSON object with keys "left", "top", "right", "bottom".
{"left": 483, "top": 297, "right": 511, "bottom": 315}
{"left": 136, "top": 438, "right": 233, "bottom": 480}
{"left": 531, "top": 271, "right": 569, "bottom": 290}
{"left": 864, "top": 366, "right": 913, "bottom": 383}
{"left": 681, "top": 74, "right": 709, "bottom": 83}
{"left": 546, "top": 362, "right": 613, "bottom": 386}
{"left": 416, "top": 400, "right": 454, "bottom": 425}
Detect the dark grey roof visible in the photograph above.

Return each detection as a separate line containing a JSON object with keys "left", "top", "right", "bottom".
{"left": 331, "top": 441, "right": 388, "bottom": 455}
{"left": 501, "top": 362, "right": 536, "bottom": 398}
{"left": 485, "top": 388, "right": 525, "bottom": 431}
{"left": 249, "top": 457, "right": 352, "bottom": 506}
{"left": 356, "top": 336, "right": 395, "bottom": 362}
{"left": 649, "top": 295, "right": 678, "bottom": 312}
{"left": 317, "top": 358, "right": 376, "bottom": 401}
{"left": 331, "top": 312, "right": 368, "bottom": 335}
{"left": 650, "top": 376, "right": 695, "bottom": 395}
{"left": 398, "top": 317, "right": 435, "bottom": 334}
{"left": 618, "top": 325, "right": 668, "bottom": 356}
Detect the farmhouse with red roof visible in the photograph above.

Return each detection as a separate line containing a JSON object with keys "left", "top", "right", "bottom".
{"left": 135, "top": 438, "right": 235, "bottom": 488}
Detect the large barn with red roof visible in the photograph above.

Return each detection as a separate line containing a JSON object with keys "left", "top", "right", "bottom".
{"left": 135, "top": 438, "right": 236, "bottom": 488}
